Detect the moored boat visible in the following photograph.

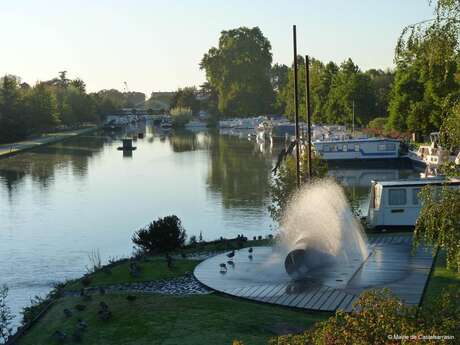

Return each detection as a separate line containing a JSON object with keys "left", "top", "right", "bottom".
{"left": 366, "top": 177, "right": 460, "bottom": 229}
{"left": 314, "top": 137, "right": 401, "bottom": 161}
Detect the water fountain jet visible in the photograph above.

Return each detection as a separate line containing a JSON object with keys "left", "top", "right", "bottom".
{"left": 279, "top": 179, "right": 368, "bottom": 280}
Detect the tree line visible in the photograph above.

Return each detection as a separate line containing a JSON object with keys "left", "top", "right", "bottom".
{"left": 0, "top": 72, "right": 145, "bottom": 144}
{"left": 196, "top": 19, "right": 459, "bottom": 139}
{"left": 195, "top": 27, "right": 393, "bottom": 128}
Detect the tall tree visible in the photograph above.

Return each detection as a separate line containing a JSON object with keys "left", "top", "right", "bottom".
{"left": 24, "top": 83, "right": 59, "bottom": 132}
{"left": 200, "top": 27, "right": 274, "bottom": 116}
{"left": 271, "top": 63, "right": 289, "bottom": 113}
{"left": 0, "top": 75, "right": 28, "bottom": 142}
{"left": 388, "top": 1, "right": 460, "bottom": 135}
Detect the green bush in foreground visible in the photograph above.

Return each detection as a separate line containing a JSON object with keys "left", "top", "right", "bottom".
{"left": 267, "top": 287, "right": 459, "bottom": 345}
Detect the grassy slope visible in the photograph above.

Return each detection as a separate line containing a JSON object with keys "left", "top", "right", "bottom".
{"left": 17, "top": 294, "right": 326, "bottom": 345}
{"left": 65, "top": 259, "right": 198, "bottom": 291}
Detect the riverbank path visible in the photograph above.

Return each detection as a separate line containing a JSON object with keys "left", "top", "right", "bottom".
{"left": 0, "top": 126, "right": 99, "bottom": 159}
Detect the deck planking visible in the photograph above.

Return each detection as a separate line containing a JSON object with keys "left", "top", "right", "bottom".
{"left": 194, "top": 234, "right": 434, "bottom": 312}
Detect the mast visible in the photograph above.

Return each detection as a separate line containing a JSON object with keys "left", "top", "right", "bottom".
{"left": 293, "top": 25, "right": 301, "bottom": 189}
{"left": 305, "top": 55, "right": 312, "bottom": 181}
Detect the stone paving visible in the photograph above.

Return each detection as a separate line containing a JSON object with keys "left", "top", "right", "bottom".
{"left": 64, "top": 273, "right": 212, "bottom": 297}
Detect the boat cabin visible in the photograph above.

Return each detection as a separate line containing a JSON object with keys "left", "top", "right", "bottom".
{"left": 366, "top": 178, "right": 460, "bottom": 229}
{"left": 314, "top": 138, "right": 401, "bottom": 160}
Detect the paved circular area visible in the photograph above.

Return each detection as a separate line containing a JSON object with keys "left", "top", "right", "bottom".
{"left": 193, "top": 235, "right": 435, "bottom": 312}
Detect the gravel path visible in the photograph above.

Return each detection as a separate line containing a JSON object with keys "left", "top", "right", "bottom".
{"left": 64, "top": 273, "right": 212, "bottom": 297}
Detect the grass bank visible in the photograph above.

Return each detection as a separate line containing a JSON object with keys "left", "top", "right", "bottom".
{"left": 17, "top": 294, "right": 326, "bottom": 345}
{"left": 64, "top": 258, "right": 198, "bottom": 291}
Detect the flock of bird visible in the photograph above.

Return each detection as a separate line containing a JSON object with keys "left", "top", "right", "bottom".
{"left": 219, "top": 247, "right": 254, "bottom": 273}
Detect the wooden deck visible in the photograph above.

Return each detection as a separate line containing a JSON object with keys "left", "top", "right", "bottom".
{"left": 193, "top": 234, "right": 434, "bottom": 312}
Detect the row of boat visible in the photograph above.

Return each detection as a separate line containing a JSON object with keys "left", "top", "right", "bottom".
{"left": 219, "top": 116, "right": 460, "bottom": 230}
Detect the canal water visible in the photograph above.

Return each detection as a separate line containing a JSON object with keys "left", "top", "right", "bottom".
{"left": 0, "top": 122, "right": 419, "bottom": 325}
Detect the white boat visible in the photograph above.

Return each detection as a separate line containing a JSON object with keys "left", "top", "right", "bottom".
{"left": 314, "top": 137, "right": 401, "bottom": 160}
{"left": 408, "top": 132, "right": 456, "bottom": 169}
{"left": 366, "top": 177, "right": 460, "bottom": 229}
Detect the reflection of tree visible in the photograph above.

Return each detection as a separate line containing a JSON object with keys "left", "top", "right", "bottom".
{"left": 0, "top": 135, "right": 105, "bottom": 199}
{"left": 0, "top": 169, "right": 26, "bottom": 200}
{"left": 207, "top": 134, "right": 272, "bottom": 209}
{"left": 169, "top": 131, "right": 211, "bottom": 153}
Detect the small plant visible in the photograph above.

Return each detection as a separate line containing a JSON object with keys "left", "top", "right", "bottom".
{"left": 0, "top": 285, "right": 14, "bottom": 344}
{"left": 86, "top": 249, "right": 102, "bottom": 273}
{"left": 132, "top": 215, "right": 187, "bottom": 254}
{"left": 189, "top": 235, "right": 198, "bottom": 245}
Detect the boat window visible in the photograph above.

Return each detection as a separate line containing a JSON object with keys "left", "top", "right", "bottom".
{"left": 374, "top": 185, "right": 382, "bottom": 209}
{"left": 342, "top": 144, "right": 348, "bottom": 151}
{"left": 331, "top": 145, "right": 338, "bottom": 152}
{"left": 412, "top": 188, "right": 421, "bottom": 205}
{"left": 386, "top": 143, "right": 396, "bottom": 151}
{"left": 378, "top": 144, "right": 386, "bottom": 151}
{"left": 323, "top": 145, "right": 330, "bottom": 152}
{"left": 354, "top": 144, "right": 360, "bottom": 152}
{"left": 388, "top": 189, "right": 406, "bottom": 205}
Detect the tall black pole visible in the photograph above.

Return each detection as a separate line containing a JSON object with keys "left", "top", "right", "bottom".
{"left": 293, "top": 25, "right": 301, "bottom": 189}
{"left": 305, "top": 55, "right": 312, "bottom": 181}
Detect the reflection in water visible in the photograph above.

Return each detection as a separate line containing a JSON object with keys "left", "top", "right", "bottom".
{"left": 207, "top": 134, "right": 273, "bottom": 210}
{"left": 0, "top": 122, "right": 419, "bottom": 327}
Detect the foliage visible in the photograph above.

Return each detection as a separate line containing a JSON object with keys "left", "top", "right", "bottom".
{"left": 279, "top": 58, "right": 391, "bottom": 126}
{"left": 0, "top": 285, "right": 13, "bottom": 344}
{"left": 0, "top": 75, "right": 28, "bottom": 142}
{"left": 200, "top": 27, "right": 275, "bottom": 116}
{"left": 414, "top": 185, "right": 460, "bottom": 271}
{"left": 440, "top": 102, "right": 460, "bottom": 151}
{"left": 23, "top": 82, "right": 59, "bottom": 132}
{"left": 0, "top": 71, "right": 147, "bottom": 143}
{"left": 170, "top": 106, "right": 193, "bottom": 127}
{"left": 269, "top": 287, "right": 460, "bottom": 345}
{"left": 170, "top": 87, "right": 200, "bottom": 115}
{"left": 269, "top": 151, "right": 328, "bottom": 224}
{"left": 271, "top": 63, "right": 289, "bottom": 113}
{"left": 387, "top": 0, "right": 460, "bottom": 136}
{"left": 132, "top": 215, "right": 187, "bottom": 254}
{"left": 368, "top": 117, "right": 387, "bottom": 131}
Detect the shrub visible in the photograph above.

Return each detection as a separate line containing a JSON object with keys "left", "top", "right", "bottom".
{"left": 0, "top": 285, "right": 14, "bottom": 344}
{"left": 170, "top": 107, "right": 192, "bottom": 127}
{"left": 368, "top": 116, "right": 387, "bottom": 131}
{"left": 268, "top": 287, "right": 460, "bottom": 345}
{"left": 132, "top": 215, "right": 187, "bottom": 254}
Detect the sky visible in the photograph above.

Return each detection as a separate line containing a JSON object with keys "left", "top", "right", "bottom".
{"left": 0, "top": 0, "right": 435, "bottom": 96}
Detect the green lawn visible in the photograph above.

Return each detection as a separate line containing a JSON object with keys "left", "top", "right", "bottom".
{"left": 65, "top": 259, "right": 199, "bottom": 291}
{"left": 17, "top": 294, "right": 326, "bottom": 345}
{"left": 422, "top": 251, "right": 460, "bottom": 305}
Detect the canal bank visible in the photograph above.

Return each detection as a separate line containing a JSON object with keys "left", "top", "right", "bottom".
{"left": 0, "top": 126, "right": 100, "bottom": 159}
